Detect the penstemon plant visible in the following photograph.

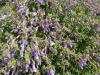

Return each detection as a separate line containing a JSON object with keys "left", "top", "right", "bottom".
{"left": 0, "top": 0, "right": 100, "bottom": 75}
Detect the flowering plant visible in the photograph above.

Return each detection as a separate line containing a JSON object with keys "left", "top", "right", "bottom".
{"left": 0, "top": 0, "right": 100, "bottom": 75}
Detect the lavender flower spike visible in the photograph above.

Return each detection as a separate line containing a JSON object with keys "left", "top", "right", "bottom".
{"left": 79, "top": 59, "right": 87, "bottom": 69}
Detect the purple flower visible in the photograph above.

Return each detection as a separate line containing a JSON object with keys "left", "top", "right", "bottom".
{"left": 31, "top": 41, "right": 36, "bottom": 51}
{"left": 46, "top": 69, "right": 55, "bottom": 75}
{"left": 20, "top": 39, "right": 26, "bottom": 58}
{"left": 64, "top": 43, "right": 73, "bottom": 49}
{"left": 37, "top": 9, "right": 42, "bottom": 14}
{"left": 67, "top": 43, "right": 73, "bottom": 48}
{"left": 4, "top": 12, "right": 11, "bottom": 16}
{"left": 64, "top": 44, "right": 67, "bottom": 48}
{"left": 32, "top": 51, "right": 41, "bottom": 65}
{"left": 41, "top": 49, "right": 46, "bottom": 58}
{"left": 2, "top": 56, "right": 9, "bottom": 66}
{"left": 96, "top": 40, "right": 100, "bottom": 43}
{"left": 43, "top": 22, "right": 50, "bottom": 32}
{"left": 37, "top": 0, "right": 44, "bottom": 4}
{"left": 96, "top": 26, "right": 100, "bottom": 31}
{"left": 59, "top": 37, "right": 63, "bottom": 43}
{"left": 96, "top": 56, "right": 100, "bottom": 60}
{"left": 31, "top": 62, "right": 37, "bottom": 73}
{"left": 17, "top": 5, "right": 25, "bottom": 13}
{"left": 7, "top": 38, "right": 15, "bottom": 45}
{"left": 20, "top": 39, "right": 26, "bottom": 51}
{"left": 0, "top": 12, "right": 11, "bottom": 20}
{"left": 4, "top": 71, "right": 9, "bottom": 75}
{"left": 21, "top": 15, "right": 26, "bottom": 22}
{"left": 9, "top": 48, "right": 16, "bottom": 58}
{"left": 20, "top": 50, "right": 24, "bottom": 58}
{"left": 33, "top": 51, "right": 39, "bottom": 60}
{"left": 25, "top": 62, "right": 29, "bottom": 72}
{"left": 79, "top": 59, "right": 87, "bottom": 69}
{"left": 49, "top": 37, "right": 55, "bottom": 46}
{"left": 53, "top": 32, "right": 57, "bottom": 37}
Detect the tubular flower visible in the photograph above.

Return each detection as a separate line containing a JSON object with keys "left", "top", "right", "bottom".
{"left": 46, "top": 69, "right": 55, "bottom": 75}
{"left": 33, "top": 51, "right": 39, "bottom": 60}
{"left": 37, "top": 0, "right": 44, "bottom": 4}
{"left": 31, "top": 62, "right": 37, "bottom": 73}
{"left": 31, "top": 41, "right": 36, "bottom": 51}
{"left": 4, "top": 71, "right": 10, "bottom": 75}
{"left": 17, "top": 5, "right": 25, "bottom": 14}
{"left": 0, "top": 12, "right": 11, "bottom": 20}
{"left": 21, "top": 15, "right": 26, "bottom": 22}
{"left": 79, "top": 59, "right": 87, "bottom": 69}
{"left": 41, "top": 49, "right": 46, "bottom": 58}
{"left": 64, "top": 43, "right": 73, "bottom": 49}
{"left": 96, "top": 56, "right": 100, "bottom": 61}
{"left": 20, "top": 39, "right": 26, "bottom": 58}
{"left": 9, "top": 48, "right": 16, "bottom": 58}
{"left": 37, "top": 9, "right": 42, "bottom": 14}
{"left": 1, "top": 56, "right": 10, "bottom": 66}
{"left": 32, "top": 50, "right": 41, "bottom": 65}
{"left": 7, "top": 37, "right": 15, "bottom": 45}
{"left": 20, "top": 39, "right": 26, "bottom": 51}
{"left": 96, "top": 26, "right": 100, "bottom": 31}
{"left": 59, "top": 37, "right": 63, "bottom": 43}
{"left": 43, "top": 22, "right": 50, "bottom": 32}
{"left": 49, "top": 37, "right": 55, "bottom": 46}
{"left": 25, "top": 62, "right": 30, "bottom": 72}
{"left": 20, "top": 50, "right": 24, "bottom": 58}
{"left": 96, "top": 40, "right": 100, "bottom": 43}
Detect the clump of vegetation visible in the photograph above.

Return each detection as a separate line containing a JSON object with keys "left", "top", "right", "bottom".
{"left": 0, "top": 0, "right": 100, "bottom": 75}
